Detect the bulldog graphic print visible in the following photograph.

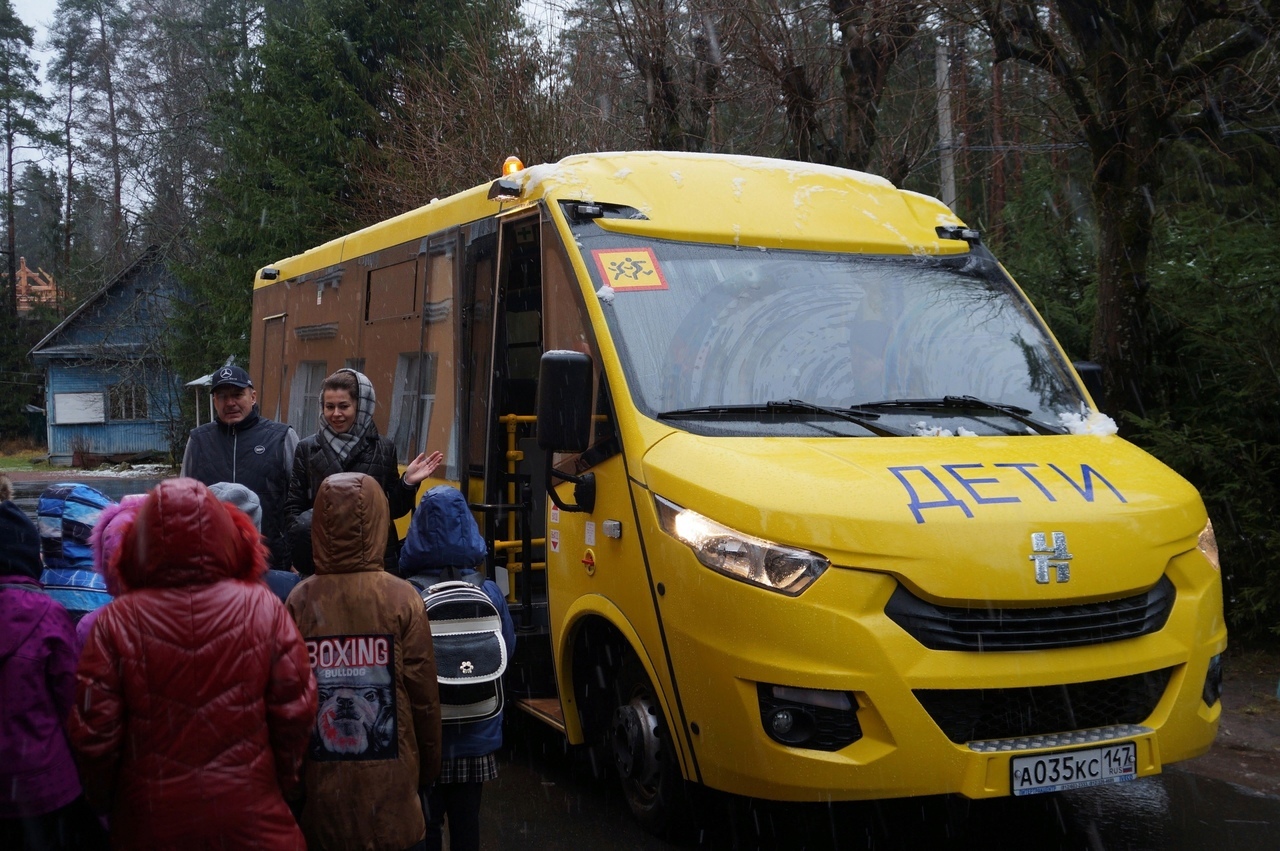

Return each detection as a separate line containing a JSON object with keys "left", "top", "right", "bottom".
{"left": 307, "top": 634, "right": 398, "bottom": 761}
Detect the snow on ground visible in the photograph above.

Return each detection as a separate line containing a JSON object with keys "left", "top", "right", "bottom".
{"left": 65, "top": 464, "right": 175, "bottom": 479}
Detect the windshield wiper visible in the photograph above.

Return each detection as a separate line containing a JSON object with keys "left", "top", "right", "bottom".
{"left": 657, "top": 400, "right": 908, "bottom": 437}
{"left": 852, "top": 395, "right": 1067, "bottom": 435}
{"left": 767, "top": 399, "right": 909, "bottom": 436}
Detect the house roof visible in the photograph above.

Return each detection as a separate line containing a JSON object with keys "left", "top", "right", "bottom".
{"left": 28, "top": 246, "right": 170, "bottom": 361}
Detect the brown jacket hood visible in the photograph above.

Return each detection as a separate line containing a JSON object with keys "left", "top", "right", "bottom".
{"left": 312, "top": 472, "right": 389, "bottom": 576}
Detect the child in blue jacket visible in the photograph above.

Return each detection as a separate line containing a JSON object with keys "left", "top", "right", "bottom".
{"left": 399, "top": 485, "right": 515, "bottom": 851}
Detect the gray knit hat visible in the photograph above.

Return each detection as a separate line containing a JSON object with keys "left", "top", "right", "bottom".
{"left": 209, "top": 481, "right": 262, "bottom": 531}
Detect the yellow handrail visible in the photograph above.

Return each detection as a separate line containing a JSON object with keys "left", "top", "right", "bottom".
{"left": 496, "top": 413, "right": 542, "bottom": 604}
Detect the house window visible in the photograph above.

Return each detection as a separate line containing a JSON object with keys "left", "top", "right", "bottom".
{"left": 389, "top": 353, "right": 437, "bottom": 464}
{"left": 54, "top": 392, "right": 105, "bottom": 424}
{"left": 109, "top": 382, "right": 149, "bottom": 421}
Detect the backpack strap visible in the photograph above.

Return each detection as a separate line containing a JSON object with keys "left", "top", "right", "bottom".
{"left": 407, "top": 570, "right": 485, "bottom": 594}
{"left": 423, "top": 578, "right": 486, "bottom": 596}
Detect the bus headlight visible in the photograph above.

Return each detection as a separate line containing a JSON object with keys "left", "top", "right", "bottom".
{"left": 654, "top": 496, "right": 828, "bottom": 595}
{"left": 1198, "top": 518, "right": 1220, "bottom": 571}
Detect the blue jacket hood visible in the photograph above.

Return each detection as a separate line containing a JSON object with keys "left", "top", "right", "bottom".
{"left": 38, "top": 482, "right": 114, "bottom": 572}
{"left": 400, "top": 485, "right": 486, "bottom": 575}
{"left": 36, "top": 484, "right": 113, "bottom": 614}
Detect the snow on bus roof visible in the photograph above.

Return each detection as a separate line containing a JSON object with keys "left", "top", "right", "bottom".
{"left": 258, "top": 152, "right": 960, "bottom": 280}
{"left": 517, "top": 151, "right": 898, "bottom": 199}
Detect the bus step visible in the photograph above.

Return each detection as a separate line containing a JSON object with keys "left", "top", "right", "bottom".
{"left": 514, "top": 697, "right": 566, "bottom": 733}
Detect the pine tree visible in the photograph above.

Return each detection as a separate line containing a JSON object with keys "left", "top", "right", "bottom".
{"left": 175, "top": 0, "right": 520, "bottom": 379}
{"left": 47, "top": 0, "right": 130, "bottom": 265}
{"left": 0, "top": 0, "right": 51, "bottom": 318}
{"left": 13, "top": 163, "right": 64, "bottom": 286}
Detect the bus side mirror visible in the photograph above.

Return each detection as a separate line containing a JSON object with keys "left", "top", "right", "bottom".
{"left": 537, "top": 351, "right": 596, "bottom": 514}
{"left": 537, "top": 351, "right": 594, "bottom": 451}
{"left": 1073, "top": 361, "right": 1104, "bottom": 404}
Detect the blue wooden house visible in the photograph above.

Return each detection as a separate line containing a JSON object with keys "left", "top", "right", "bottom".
{"left": 28, "top": 248, "right": 187, "bottom": 466}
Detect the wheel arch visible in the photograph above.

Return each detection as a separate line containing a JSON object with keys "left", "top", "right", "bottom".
{"left": 555, "top": 596, "right": 691, "bottom": 779}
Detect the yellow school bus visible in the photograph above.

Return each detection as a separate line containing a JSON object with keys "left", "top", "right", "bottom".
{"left": 249, "top": 151, "right": 1225, "bottom": 834}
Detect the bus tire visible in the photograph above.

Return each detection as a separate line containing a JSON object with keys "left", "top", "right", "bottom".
{"left": 610, "top": 657, "right": 689, "bottom": 838}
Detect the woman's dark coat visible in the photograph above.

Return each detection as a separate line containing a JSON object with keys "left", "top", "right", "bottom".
{"left": 286, "top": 432, "right": 416, "bottom": 566}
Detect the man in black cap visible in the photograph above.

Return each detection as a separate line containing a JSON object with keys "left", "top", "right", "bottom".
{"left": 181, "top": 364, "right": 299, "bottom": 568}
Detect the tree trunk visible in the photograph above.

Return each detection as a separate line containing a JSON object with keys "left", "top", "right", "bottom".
{"left": 838, "top": 40, "right": 883, "bottom": 171}
{"left": 989, "top": 59, "right": 1005, "bottom": 240}
{"left": 1089, "top": 173, "right": 1156, "bottom": 418}
{"left": 5, "top": 123, "right": 15, "bottom": 318}
{"left": 95, "top": 12, "right": 124, "bottom": 258}
{"left": 780, "top": 64, "right": 820, "bottom": 163}
{"left": 829, "top": 1, "right": 923, "bottom": 172}
{"left": 64, "top": 74, "right": 75, "bottom": 277}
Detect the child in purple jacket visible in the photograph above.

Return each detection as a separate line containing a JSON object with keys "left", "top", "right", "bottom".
{"left": 0, "top": 479, "right": 105, "bottom": 850}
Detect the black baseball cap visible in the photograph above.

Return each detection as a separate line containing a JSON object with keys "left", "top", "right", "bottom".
{"left": 211, "top": 365, "right": 253, "bottom": 390}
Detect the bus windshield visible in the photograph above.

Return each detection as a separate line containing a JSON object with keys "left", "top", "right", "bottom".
{"left": 579, "top": 235, "right": 1087, "bottom": 437}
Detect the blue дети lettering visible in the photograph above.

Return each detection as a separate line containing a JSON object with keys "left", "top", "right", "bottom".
{"left": 889, "top": 463, "right": 1128, "bottom": 524}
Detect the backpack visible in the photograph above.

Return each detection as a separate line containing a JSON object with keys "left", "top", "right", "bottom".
{"left": 409, "top": 574, "right": 509, "bottom": 723}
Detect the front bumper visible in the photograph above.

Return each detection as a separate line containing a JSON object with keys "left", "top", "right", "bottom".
{"left": 657, "top": 547, "right": 1225, "bottom": 801}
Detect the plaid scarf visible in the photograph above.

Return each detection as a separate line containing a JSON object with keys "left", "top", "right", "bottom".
{"left": 319, "top": 368, "right": 378, "bottom": 467}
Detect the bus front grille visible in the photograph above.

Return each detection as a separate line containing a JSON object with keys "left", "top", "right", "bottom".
{"left": 885, "top": 576, "right": 1175, "bottom": 651}
{"left": 914, "top": 667, "right": 1173, "bottom": 744}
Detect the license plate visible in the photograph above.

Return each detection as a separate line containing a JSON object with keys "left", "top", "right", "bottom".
{"left": 1010, "top": 742, "right": 1137, "bottom": 796}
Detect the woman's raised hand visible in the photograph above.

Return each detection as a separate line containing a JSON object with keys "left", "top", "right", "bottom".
{"left": 404, "top": 450, "right": 445, "bottom": 486}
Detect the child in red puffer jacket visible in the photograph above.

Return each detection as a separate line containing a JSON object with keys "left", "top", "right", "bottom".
{"left": 68, "top": 478, "right": 316, "bottom": 850}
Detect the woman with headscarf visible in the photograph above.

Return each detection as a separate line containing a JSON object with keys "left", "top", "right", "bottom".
{"left": 286, "top": 368, "right": 443, "bottom": 569}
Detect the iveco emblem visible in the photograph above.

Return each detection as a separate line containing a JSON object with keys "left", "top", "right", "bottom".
{"left": 1029, "top": 532, "right": 1072, "bottom": 584}
{"left": 254, "top": 445, "right": 266, "bottom": 454}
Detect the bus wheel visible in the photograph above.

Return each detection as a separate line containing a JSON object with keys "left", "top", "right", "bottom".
{"left": 610, "top": 659, "right": 688, "bottom": 837}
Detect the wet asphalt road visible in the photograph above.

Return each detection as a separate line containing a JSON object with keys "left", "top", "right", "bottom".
{"left": 8, "top": 474, "right": 165, "bottom": 515}
{"left": 487, "top": 711, "right": 1280, "bottom": 851}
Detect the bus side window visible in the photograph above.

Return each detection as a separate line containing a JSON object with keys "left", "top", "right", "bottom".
{"left": 289, "top": 361, "right": 328, "bottom": 439}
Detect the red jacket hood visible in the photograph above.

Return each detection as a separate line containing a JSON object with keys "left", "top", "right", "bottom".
{"left": 116, "top": 478, "right": 266, "bottom": 590}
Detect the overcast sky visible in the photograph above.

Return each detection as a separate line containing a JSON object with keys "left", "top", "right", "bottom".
{"left": 12, "top": 0, "right": 51, "bottom": 35}
{"left": 12, "top": 0, "right": 53, "bottom": 64}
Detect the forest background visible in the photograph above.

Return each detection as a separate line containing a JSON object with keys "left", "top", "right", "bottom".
{"left": 0, "top": 0, "right": 1276, "bottom": 637}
